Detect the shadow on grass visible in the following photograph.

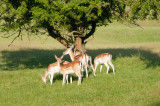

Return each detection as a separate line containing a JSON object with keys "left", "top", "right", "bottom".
{"left": 151, "top": 102, "right": 160, "bottom": 106}
{"left": 50, "top": 74, "right": 78, "bottom": 83}
{"left": 0, "top": 48, "right": 159, "bottom": 71}
{"left": 52, "top": 72, "right": 90, "bottom": 83}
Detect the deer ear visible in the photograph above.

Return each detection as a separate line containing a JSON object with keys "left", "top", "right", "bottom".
{"left": 55, "top": 55, "right": 58, "bottom": 59}
{"left": 61, "top": 55, "right": 64, "bottom": 59}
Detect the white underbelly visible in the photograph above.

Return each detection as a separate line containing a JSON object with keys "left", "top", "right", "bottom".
{"left": 49, "top": 67, "right": 60, "bottom": 74}
{"left": 97, "top": 60, "right": 105, "bottom": 64}
{"left": 65, "top": 70, "right": 74, "bottom": 74}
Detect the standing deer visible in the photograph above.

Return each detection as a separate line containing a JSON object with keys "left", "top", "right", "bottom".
{"left": 75, "top": 50, "right": 94, "bottom": 72}
{"left": 55, "top": 55, "right": 82, "bottom": 85}
{"left": 62, "top": 46, "right": 94, "bottom": 78}
{"left": 93, "top": 53, "right": 115, "bottom": 76}
{"left": 41, "top": 60, "right": 72, "bottom": 84}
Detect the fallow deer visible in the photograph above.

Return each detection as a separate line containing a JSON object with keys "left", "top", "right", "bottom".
{"left": 75, "top": 50, "right": 94, "bottom": 71}
{"left": 93, "top": 53, "right": 115, "bottom": 76}
{"left": 55, "top": 55, "right": 82, "bottom": 85}
{"left": 62, "top": 45, "right": 94, "bottom": 78}
{"left": 41, "top": 60, "right": 72, "bottom": 84}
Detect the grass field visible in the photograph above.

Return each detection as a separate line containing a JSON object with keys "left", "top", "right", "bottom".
{"left": 0, "top": 21, "right": 160, "bottom": 106}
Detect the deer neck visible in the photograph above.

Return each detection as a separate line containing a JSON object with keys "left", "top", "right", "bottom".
{"left": 57, "top": 61, "right": 61, "bottom": 72}
{"left": 69, "top": 50, "right": 75, "bottom": 61}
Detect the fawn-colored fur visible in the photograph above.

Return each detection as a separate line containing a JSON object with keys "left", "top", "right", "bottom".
{"left": 55, "top": 55, "right": 82, "bottom": 85}
{"left": 94, "top": 53, "right": 115, "bottom": 76}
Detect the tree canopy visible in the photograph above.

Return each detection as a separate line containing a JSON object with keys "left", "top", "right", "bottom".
{"left": 0, "top": 0, "right": 159, "bottom": 48}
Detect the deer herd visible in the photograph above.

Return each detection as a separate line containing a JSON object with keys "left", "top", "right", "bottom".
{"left": 41, "top": 45, "right": 115, "bottom": 86}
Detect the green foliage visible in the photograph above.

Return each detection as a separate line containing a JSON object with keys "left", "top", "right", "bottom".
{"left": 0, "top": 0, "right": 159, "bottom": 42}
{"left": 125, "top": 0, "right": 160, "bottom": 20}
{"left": 0, "top": 0, "right": 122, "bottom": 31}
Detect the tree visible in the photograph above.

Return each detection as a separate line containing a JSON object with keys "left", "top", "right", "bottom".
{"left": 0, "top": 0, "right": 159, "bottom": 52}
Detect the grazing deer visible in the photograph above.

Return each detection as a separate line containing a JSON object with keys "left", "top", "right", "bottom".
{"left": 41, "top": 60, "right": 72, "bottom": 84}
{"left": 93, "top": 53, "right": 115, "bottom": 76}
{"left": 62, "top": 46, "right": 94, "bottom": 78}
{"left": 55, "top": 55, "right": 82, "bottom": 85}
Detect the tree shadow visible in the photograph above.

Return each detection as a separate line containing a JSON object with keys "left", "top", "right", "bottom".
{"left": 87, "top": 48, "right": 160, "bottom": 69}
{"left": 49, "top": 74, "right": 79, "bottom": 83}
{"left": 0, "top": 49, "right": 72, "bottom": 70}
{"left": 150, "top": 102, "right": 160, "bottom": 106}
{"left": 0, "top": 48, "right": 159, "bottom": 71}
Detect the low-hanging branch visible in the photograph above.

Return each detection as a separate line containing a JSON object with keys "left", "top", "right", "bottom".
{"left": 47, "top": 26, "right": 70, "bottom": 47}
{"left": 1, "top": 32, "right": 16, "bottom": 38}
{"left": 68, "top": 31, "right": 83, "bottom": 37}
{"left": 8, "top": 27, "right": 22, "bottom": 47}
{"left": 82, "top": 21, "right": 96, "bottom": 41}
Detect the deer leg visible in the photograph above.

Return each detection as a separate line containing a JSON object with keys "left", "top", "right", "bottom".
{"left": 100, "top": 65, "right": 103, "bottom": 73}
{"left": 94, "top": 63, "right": 98, "bottom": 76}
{"left": 70, "top": 74, "right": 72, "bottom": 84}
{"left": 104, "top": 63, "right": 110, "bottom": 74}
{"left": 79, "top": 76, "right": 81, "bottom": 85}
{"left": 85, "top": 65, "right": 88, "bottom": 78}
{"left": 65, "top": 74, "right": 68, "bottom": 84}
{"left": 108, "top": 61, "right": 115, "bottom": 74}
{"left": 48, "top": 74, "right": 51, "bottom": 79}
{"left": 78, "top": 73, "right": 81, "bottom": 85}
{"left": 50, "top": 74, "right": 54, "bottom": 85}
{"left": 62, "top": 74, "right": 66, "bottom": 86}
{"left": 75, "top": 72, "right": 81, "bottom": 85}
{"left": 81, "top": 67, "right": 84, "bottom": 77}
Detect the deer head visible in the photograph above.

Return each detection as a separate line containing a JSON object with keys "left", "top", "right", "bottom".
{"left": 63, "top": 45, "right": 74, "bottom": 56}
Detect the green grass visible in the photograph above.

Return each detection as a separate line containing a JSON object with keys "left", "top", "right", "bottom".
{"left": 0, "top": 21, "right": 160, "bottom": 106}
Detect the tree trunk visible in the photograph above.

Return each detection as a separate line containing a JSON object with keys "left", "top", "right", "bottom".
{"left": 75, "top": 37, "right": 86, "bottom": 53}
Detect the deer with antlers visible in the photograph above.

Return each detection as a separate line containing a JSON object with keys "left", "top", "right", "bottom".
{"left": 93, "top": 53, "right": 115, "bottom": 76}
{"left": 62, "top": 46, "right": 94, "bottom": 78}
{"left": 55, "top": 55, "right": 82, "bottom": 85}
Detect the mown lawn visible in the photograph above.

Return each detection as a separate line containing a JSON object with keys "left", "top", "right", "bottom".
{"left": 0, "top": 21, "right": 160, "bottom": 106}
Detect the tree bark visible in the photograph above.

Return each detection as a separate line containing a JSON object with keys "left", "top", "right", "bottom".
{"left": 47, "top": 21, "right": 96, "bottom": 51}
{"left": 75, "top": 37, "right": 86, "bottom": 53}
{"left": 82, "top": 21, "right": 96, "bottom": 42}
{"left": 47, "top": 26, "right": 70, "bottom": 48}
